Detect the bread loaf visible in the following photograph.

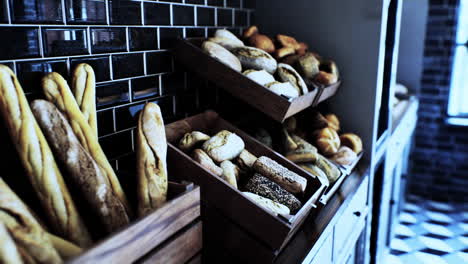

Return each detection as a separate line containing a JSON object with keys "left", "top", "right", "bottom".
{"left": 265, "top": 81, "right": 299, "bottom": 98}
{"left": 274, "top": 47, "right": 295, "bottom": 60}
{"left": 253, "top": 156, "right": 307, "bottom": 194}
{"left": 71, "top": 63, "right": 97, "bottom": 136}
{"left": 243, "top": 69, "right": 275, "bottom": 86}
{"left": 32, "top": 99, "right": 130, "bottom": 232}
{"left": 208, "top": 37, "right": 244, "bottom": 50}
{"left": 242, "top": 192, "right": 290, "bottom": 216}
{"left": 299, "top": 163, "right": 329, "bottom": 186}
{"left": 315, "top": 127, "right": 340, "bottom": 156}
{"left": 235, "top": 149, "right": 257, "bottom": 171}
{"left": 0, "top": 178, "right": 62, "bottom": 264}
{"left": 0, "top": 65, "right": 91, "bottom": 247}
{"left": 232, "top": 46, "right": 277, "bottom": 74}
{"left": 285, "top": 135, "right": 318, "bottom": 163}
{"left": 192, "top": 149, "right": 223, "bottom": 176}
{"left": 0, "top": 222, "right": 23, "bottom": 264}
{"left": 136, "top": 103, "right": 168, "bottom": 216}
{"left": 46, "top": 233, "right": 82, "bottom": 260}
{"left": 331, "top": 146, "right": 357, "bottom": 166}
{"left": 242, "top": 25, "right": 258, "bottom": 39}
{"left": 178, "top": 131, "right": 210, "bottom": 152}
{"left": 248, "top": 34, "right": 275, "bottom": 53}
{"left": 325, "top": 113, "right": 340, "bottom": 131}
{"left": 277, "top": 63, "right": 308, "bottom": 95}
{"left": 297, "top": 53, "right": 320, "bottom": 80}
{"left": 42, "top": 72, "right": 132, "bottom": 219}
{"left": 202, "top": 130, "right": 245, "bottom": 163}
{"left": 214, "top": 29, "right": 244, "bottom": 45}
{"left": 314, "top": 154, "right": 341, "bottom": 183}
{"left": 276, "top": 34, "right": 299, "bottom": 49}
{"left": 202, "top": 41, "right": 242, "bottom": 72}
{"left": 314, "top": 71, "right": 338, "bottom": 86}
{"left": 340, "top": 133, "right": 363, "bottom": 154}
{"left": 296, "top": 42, "right": 308, "bottom": 55}
{"left": 220, "top": 160, "right": 239, "bottom": 188}
{"left": 244, "top": 174, "right": 302, "bottom": 213}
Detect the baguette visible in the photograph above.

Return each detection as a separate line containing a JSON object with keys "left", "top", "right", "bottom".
{"left": 0, "top": 65, "right": 91, "bottom": 247}
{"left": 46, "top": 232, "right": 82, "bottom": 260}
{"left": 71, "top": 63, "right": 97, "bottom": 136}
{"left": 253, "top": 156, "right": 307, "bottom": 194}
{"left": 32, "top": 100, "right": 130, "bottom": 233}
{"left": 192, "top": 149, "right": 223, "bottom": 177}
{"left": 0, "top": 178, "right": 62, "bottom": 264}
{"left": 0, "top": 222, "right": 23, "bottom": 264}
{"left": 136, "top": 103, "right": 168, "bottom": 216}
{"left": 42, "top": 72, "right": 132, "bottom": 218}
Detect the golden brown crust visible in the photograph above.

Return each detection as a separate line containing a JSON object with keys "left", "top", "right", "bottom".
{"left": 325, "top": 113, "right": 340, "bottom": 132}
{"left": 243, "top": 25, "right": 258, "bottom": 39}
{"left": 315, "top": 127, "right": 340, "bottom": 156}
{"left": 136, "top": 103, "right": 168, "bottom": 216}
{"left": 0, "top": 65, "right": 91, "bottom": 247}
{"left": 71, "top": 63, "right": 97, "bottom": 136}
{"left": 46, "top": 233, "right": 82, "bottom": 260}
{"left": 178, "top": 131, "right": 210, "bottom": 153}
{"left": 192, "top": 149, "right": 223, "bottom": 176}
{"left": 42, "top": 72, "right": 132, "bottom": 219}
{"left": 276, "top": 34, "right": 299, "bottom": 49}
{"left": 31, "top": 100, "right": 130, "bottom": 233}
{"left": 0, "top": 222, "right": 23, "bottom": 264}
{"left": 314, "top": 71, "right": 338, "bottom": 86}
{"left": 274, "top": 47, "right": 295, "bottom": 59}
{"left": 296, "top": 42, "right": 308, "bottom": 55}
{"left": 285, "top": 135, "right": 318, "bottom": 163}
{"left": 339, "top": 133, "right": 363, "bottom": 154}
{"left": 248, "top": 34, "right": 275, "bottom": 53}
{"left": 0, "top": 178, "right": 62, "bottom": 264}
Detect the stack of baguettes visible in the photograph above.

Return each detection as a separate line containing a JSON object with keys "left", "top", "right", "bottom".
{"left": 0, "top": 64, "right": 169, "bottom": 263}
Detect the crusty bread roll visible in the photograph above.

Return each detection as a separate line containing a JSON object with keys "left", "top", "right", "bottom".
{"left": 0, "top": 222, "right": 23, "bottom": 264}
{"left": 242, "top": 25, "right": 258, "bottom": 39}
{"left": 235, "top": 149, "right": 257, "bottom": 171}
{"left": 244, "top": 174, "right": 302, "bottom": 213}
{"left": 232, "top": 46, "right": 277, "bottom": 74}
{"left": 0, "top": 65, "right": 91, "bottom": 247}
{"left": 314, "top": 154, "right": 341, "bottom": 183}
{"left": 192, "top": 149, "right": 223, "bottom": 176}
{"left": 42, "top": 72, "right": 132, "bottom": 219}
{"left": 253, "top": 156, "right": 307, "bottom": 194}
{"left": 325, "top": 113, "right": 340, "bottom": 131}
{"left": 248, "top": 34, "right": 275, "bottom": 53}
{"left": 265, "top": 81, "right": 299, "bottom": 98}
{"left": 136, "top": 103, "right": 168, "bottom": 216}
{"left": 340, "top": 133, "right": 363, "bottom": 154}
{"left": 242, "top": 192, "right": 290, "bottom": 216}
{"left": 314, "top": 71, "right": 338, "bottom": 86}
{"left": 277, "top": 63, "right": 308, "bottom": 95}
{"left": 274, "top": 47, "right": 295, "bottom": 60}
{"left": 243, "top": 69, "right": 275, "bottom": 86}
{"left": 285, "top": 135, "right": 318, "bottom": 163}
{"left": 297, "top": 52, "right": 320, "bottom": 80}
{"left": 331, "top": 146, "right": 357, "bottom": 166}
{"left": 202, "top": 41, "right": 242, "bottom": 72}
{"left": 202, "top": 130, "right": 245, "bottom": 163}
{"left": 71, "top": 63, "right": 97, "bottom": 136}
{"left": 32, "top": 99, "right": 130, "bottom": 232}
{"left": 220, "top": 160, "right": 239, "bottom": 188}
{"left": 46, "top": 233, "right": 82, "bottom": 260}
{"left": 208, "top": 37, "right": 244, "bottom": 50}
{"left": 296, "top": 42, "right": 308, "bottom": 55}
{"left": 178, "top": 131, "right": 210, "bottom": 152}
{"left": 0, "top": 178, "right": 62, "bottom": 264}
{"left": 315, "top": 127, "right": 340, "bottom": 156}
{"left": 281, "top": 54, "right": 300, "bottom": 66}
{"left": 276, "top": 34, "right": 299, "bottom": 49}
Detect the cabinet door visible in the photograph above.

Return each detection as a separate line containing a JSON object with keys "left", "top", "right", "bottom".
{"left": 310, "top": 234, "right": 333, "bottom": 264}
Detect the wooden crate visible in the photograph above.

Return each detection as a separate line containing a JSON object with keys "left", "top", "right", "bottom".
{"left": 173, "top": 38, "right": 341, "bottom": 123}
{"left": 69, "top": 178, "right": 201, "bottom": 263}
{"left": 165, "top": 111, "right": 327, "bottom": 251}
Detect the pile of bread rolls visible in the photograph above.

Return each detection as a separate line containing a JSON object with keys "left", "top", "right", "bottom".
{"left": 176, "top": 129, "right": 307, "bottom": 216}
{"left": 201, "top": 27, "right": 339, "bottom": 99}
{"left": 0, "top": 64, "right": 169, "bottom": 263}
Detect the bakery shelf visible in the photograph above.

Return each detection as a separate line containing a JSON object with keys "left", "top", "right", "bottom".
{"left": 68, "top": 181, "right": 201, "bottom": 264}
{"left": 165, "top": 111, "right": 328, "bottom": 252}
{"left": 173, "top": 38, "right": 341, "bottom": 123}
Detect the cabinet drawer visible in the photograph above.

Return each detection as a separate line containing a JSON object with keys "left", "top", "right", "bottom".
{"left": 333, "top": 176, "right": 368, "bottom": 259}
{"left": 310, "top": 233, "right": 333, "bottom": 264}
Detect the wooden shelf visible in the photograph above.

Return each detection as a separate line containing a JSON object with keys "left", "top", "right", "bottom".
{"left": 173, "top": 38, "right": 341, "bottom": 123}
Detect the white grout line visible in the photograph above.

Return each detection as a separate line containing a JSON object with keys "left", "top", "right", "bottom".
{"left": 128, "top": 79, "right": 133, "bottom": 103}
{"left": 109, "top": 54, "right": 114, "bottom": 80}
{"left": 112, "top": 108, "right": 117, "bottom": 132}
{"left": 125, "top": 27, "right": 130, "bottom": 52}
{"left": 5, "top": 0, "right": 11, "bottom": 24}
{"left": 38, "top": 26, "right": 44, "bottom": 58}
{"left": 60, "top": 0, "right": 67, "bottom": 24}
{"left": 141, "top": 1, "right": 145, "bottom": 26}
{"left": 86, "top": 27, "right": 92, "bottom": 55}
{"left": 194, "top": 4, "right": 198, "bottom": 26}
{"left": 105, "top": 0, "right": 111, "bottom": 25}
{"left": 214, "top": 7, "right": 218, "bottom": 26}
{"left": 170, "top": 4, "right": 174, "bottom": 26}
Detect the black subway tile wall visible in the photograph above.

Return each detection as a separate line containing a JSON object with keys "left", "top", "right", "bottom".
{"left": 0, "top": 0, "right": 254, "bottom": 171}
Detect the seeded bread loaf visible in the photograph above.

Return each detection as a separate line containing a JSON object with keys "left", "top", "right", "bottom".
{"left": 253, "top": 156, "right": 307, "bottom": 194}
{"left": 244, "top": 174, "right": 302, "bottom": 213}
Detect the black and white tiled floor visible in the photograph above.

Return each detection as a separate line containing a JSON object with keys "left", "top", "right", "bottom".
{"left": 386, "top": 194, "right": 468, "bottom": 264}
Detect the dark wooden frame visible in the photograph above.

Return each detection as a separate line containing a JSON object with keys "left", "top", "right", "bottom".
{"left": 165, "top": 111, "right": 327, "bottom": 251}
{"left": 173, "top": 38, "right": 341, "bottom": 123}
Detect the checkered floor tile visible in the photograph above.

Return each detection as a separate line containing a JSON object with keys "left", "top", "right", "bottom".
{"left": 386, "top": 195, "right": 468, "bottom": 264}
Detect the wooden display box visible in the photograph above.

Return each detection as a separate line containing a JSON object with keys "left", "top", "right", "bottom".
{"left": 165, "top": 111, "right": 327, "bottom": 251}
{"left": 174, "top": 38, "right": 341, "bottom": 123}
{"left": 69, "top": 165, "right": 201, "bottom": 263}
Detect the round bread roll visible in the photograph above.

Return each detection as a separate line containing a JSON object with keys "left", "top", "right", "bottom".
{"left": 243, "top": 69, "right": 275, "bottom": 86}
{"left": 214, "top": 29, "right": 243, "bottom": 44}
{"left": 315, "top": 127, "right": 340, "bottom": 156}
{"left": 202, "top": 41, "right": 242, "bottom": 72}
{"left": 208, "top": 37, "right": 244, "bottom": 50}
{"left": 277, "top": 63, "right": 308, "bottom": 95}
{"left": 232, "top": 46, "right": 277, "bottom": 74}
{"left": 178, "top": 131, "right": 210, "bottom": 152}
{"left": 202, "top": 130, "right": 245, "bottom": 163}
{"left": 265, "top": 81, "right": 300, "bottom": 98}
{"left": 242, "top": 25, "right": 258, "bottom": 39}
{"left": 340, "top": 133, "right": 363, "bottom": 154}
{"left": 314, "top": 71, "right": 338, "bottom": 85}
{"left": 248, "top": 34, "right": 275, "bottom": 53}
{"left": 325, "top": 113, "right": 340, "bottom": 131}
{"left": 297, "top": 52, "right": 320, "bottom": 80}
{"left": 331, "top": 146, "right": 357, "bottom": 166}
{"left": 192, "top": 149, "right": 223, "bottom": 176}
